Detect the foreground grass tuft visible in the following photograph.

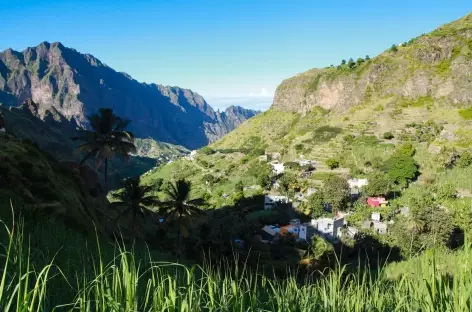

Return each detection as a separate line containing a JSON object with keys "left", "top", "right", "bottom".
{"left": 1, "top": 212, "right": 472, "bottom": 311}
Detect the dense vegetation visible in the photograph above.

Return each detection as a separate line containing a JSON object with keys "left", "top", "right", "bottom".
{"left": 1, "top": 210, "right": 472, "bottom": 311}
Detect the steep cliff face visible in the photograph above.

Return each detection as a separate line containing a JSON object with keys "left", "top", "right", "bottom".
{"left": 273, "top": 13, "right": 472, "bottom": 113}
{"left": 0, "top": 42, "right": 259, "bottom": 149}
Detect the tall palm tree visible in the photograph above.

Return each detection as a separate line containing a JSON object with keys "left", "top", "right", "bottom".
{"left": 73, "top": 108, "right": 136, "bottom": 185}
{"left": 110, "top": 176, "right": 160, "bottom": 234}
{"left": 159, "top": 179, "right": 205, "bottom": 259}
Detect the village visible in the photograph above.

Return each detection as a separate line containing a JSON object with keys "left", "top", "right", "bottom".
{"left": 254, "top": 152, "right": 409, "bottom": 246}
{"left": 175, "top": 147, "right": 413, "bottom": 249}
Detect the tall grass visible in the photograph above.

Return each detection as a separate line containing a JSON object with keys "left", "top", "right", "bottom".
{"left": 1, "top": 212, "right": 472, "bottom": 311}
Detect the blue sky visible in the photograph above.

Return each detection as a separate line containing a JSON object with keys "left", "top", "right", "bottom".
{"left": 1, "top": 1, "right": 470, "bottom": 111}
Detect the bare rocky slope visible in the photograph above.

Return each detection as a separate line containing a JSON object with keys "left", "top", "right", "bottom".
{"left": 0, "top": 42, "right": 259, "bottom": 149}
{"left": 273, "top": 13, "right": 472, "bottom": 113}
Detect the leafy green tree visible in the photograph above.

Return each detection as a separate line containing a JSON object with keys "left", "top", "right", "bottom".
{"left": 111, "top": 177, "right": 160, "bottom": 234}
{"left": 390, "top": 44, "right": 398, "bottom": 52}
{"left": 356, "top": 58, "right": 364, "bottom": 66}
{"left": 248, "top": 161, "right": 273, "bottom": 188}
{"left": 325, "top": 158, "right": 339, "bottom": 170}
{"left": 309, "top": 192, "right": 325, "bottom": 218}
{"left": 348, "top": 58, "right": 356, "bottom": 68}
{"left": 365, "top": 55, "right": 370, "bottom": 61}
{"left": 364, "top": 171, "right": 392, "bottom": 197}
{"left": 159, "top": 179, "right": 205, "bottom": 260}
{"left": 341, "top": 59, "right": 346, "bottom": 65}
{"left": 73, "top": 108, "right": 136, "bottom": 185}
{"left": 383, "top": 155, "right": 418, "bottom": 188}
{"left": 322, "top": 175, "right": 350, "bottom": 213}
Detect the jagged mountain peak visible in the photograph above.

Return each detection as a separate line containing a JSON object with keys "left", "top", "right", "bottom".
{"left": 0, "top": 42, "right": 259, "bottom": 149}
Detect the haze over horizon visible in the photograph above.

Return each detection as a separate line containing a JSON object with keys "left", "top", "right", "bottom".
{"left": 1, "top": 0, "right": 470, "bottom": 111}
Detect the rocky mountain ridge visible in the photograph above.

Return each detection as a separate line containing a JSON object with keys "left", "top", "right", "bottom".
{"left": 273, "top": 13, "right": 472, "bottom": 113}
{"left": 0, "top": 42, "right": 259, "bottom": 149}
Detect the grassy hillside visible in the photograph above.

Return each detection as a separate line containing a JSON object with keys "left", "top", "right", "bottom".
{"left": 134, "top": 137, "right": 189, "bottom": 159}
{"left": 0, "top": 133, "right": 102, "bottom": 230}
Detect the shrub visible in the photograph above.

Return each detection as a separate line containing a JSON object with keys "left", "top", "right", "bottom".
{"left": 249, "top": 148, "right": 265, "bottom": 157}
{"left": 202, "top": 174, "right": 219, "bottom": 186}
{"left": 457, "top": 150, "right": 472, "bottom": 168}
{"left": 383, "top": 132, "right": 394, "bottom": 140}
{"left": 325, "top": 158, "right": 339, "bottom": 170}
{"left": 394, "top": 142, "right": 416, "bottom": 157}
{"left": 294, "top": 144, "right": 304, "bottom": 152}
{"left": 285, "top": 162, "right": 301, "bottom": 170}
{"left": 200, "top": 146, "right": 215, "bottom": 155}
{"left": 374, "top": 105, "right": 384, "bottom": 112}
{"left": 390, "top": 44, "right": 398, "bottom": 53}
{"left": 240, "top": 156, "right": 250, "bottom": 164}
{"left": 343, "top": 134, "right": 354, "bottom": 143}
{"left": 459, "top": 107, "right": 472, "bottom": 120}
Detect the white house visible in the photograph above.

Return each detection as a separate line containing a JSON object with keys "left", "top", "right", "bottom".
{"left": 348, "top": 178, "right": 368, "bottom": 190}
{"left": 280, "top": 219, "right": 308, "bottom": 240}
{"left": 373, "top": 222, "right": 388, "bottom": 234}
{"left": 371, "top": 212, "right": 381, "bottom": 222}
{"left": 264, "top": 195, "right": 289, "bottom": 210}
{"left": 262, "top": 225, "right": 281, "bottom": 236}
{"left": 311, "top": 217, "right": 345, "bottom": 240}
{"left": 270, "top": 162, "right": 285, "bottom": 175}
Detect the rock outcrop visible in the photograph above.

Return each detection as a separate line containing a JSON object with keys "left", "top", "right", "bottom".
{"left": 272, "top": 13, "right": 472, "bottom": 113}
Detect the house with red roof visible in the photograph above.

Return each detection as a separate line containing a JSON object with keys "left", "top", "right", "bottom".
{"left": 367, "top": 197, "right": 388, "bottom": 208}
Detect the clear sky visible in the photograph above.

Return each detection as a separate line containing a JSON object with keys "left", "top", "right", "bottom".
{"left": 1, "top": 1, "right": 470, "bottom": 111}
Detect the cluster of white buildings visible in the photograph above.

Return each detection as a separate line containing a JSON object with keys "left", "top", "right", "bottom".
{"left": 259, "top": 214, "right": 355, "bottom": 244}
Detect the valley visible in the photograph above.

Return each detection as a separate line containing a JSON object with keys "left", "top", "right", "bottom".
{"left": 1, "top": 9, "right": 472, "bottom": 312}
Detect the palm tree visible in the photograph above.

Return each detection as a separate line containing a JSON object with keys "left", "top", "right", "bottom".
{"left": 159, "top": 179, "right": 205, "bottom": 260}
{"left": 73, "top": 108, "right": 136, "bottom": 185}
{"left": 110, "top": 176, "right": 160, "bottom": 234}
